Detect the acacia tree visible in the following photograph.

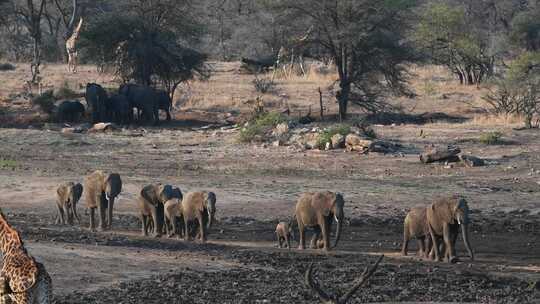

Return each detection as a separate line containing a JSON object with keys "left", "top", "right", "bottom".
{"left": 274, "top": 0, "right": 418, "bottom": 120}
{"left": 82, "top": 0, "right": 208, "bottom": 99}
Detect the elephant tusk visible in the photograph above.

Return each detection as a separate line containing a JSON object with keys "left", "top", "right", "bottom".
{"left": 457, "top": 218, "right": 461, "bottom": 225}
{"left": 105, "top": 193, "right": 110, "bottom": 201}
{"left": 334, "top": 214, "right": 339, "bottom": 223}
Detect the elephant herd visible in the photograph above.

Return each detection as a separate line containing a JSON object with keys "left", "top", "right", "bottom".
{"left": 55, "top": 170, "right": 217, "bottom": 242}
{"left": 55, "top": 173, "right": 474, "bottom": 262}
{"left": 57, "top": 83, "right": 173, "bottom": 125}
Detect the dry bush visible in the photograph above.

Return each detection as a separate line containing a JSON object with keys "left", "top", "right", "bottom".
{"left": 31, "top": 90, "right": 55, "bottom": 114}
{"left": 252, "top": 75, "right": 277, "bottom": 94}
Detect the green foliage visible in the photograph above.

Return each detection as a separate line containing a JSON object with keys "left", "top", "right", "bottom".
{"left": 239, "top": 112, "right": 287, "bottom": 142}
{"left": 478, "top": 132, "right": 503, "bottom": 145}
{"left": 415, "top": 3, "right": 493, "bottom": 85}
{"left": 0, "top": 158, "right": 16, "bottom": 170}
{"left": 31, "top": 90, "right": 55, "bottom": 114}
{"left": 317, "top": 125, "right": 351, "bottom": 149}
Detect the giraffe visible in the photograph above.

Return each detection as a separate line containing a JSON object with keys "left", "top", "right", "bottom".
{"left": 66, "top": 18, "right": 83, "bottom": 73}
{"left": 0, "top": 209, "right": 52, "bottom": 304}
{"left": 273, "top": 26, "right": 313, "bottom": 79}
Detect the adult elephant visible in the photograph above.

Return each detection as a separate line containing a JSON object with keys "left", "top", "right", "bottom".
{"left": 107, "top": 94, "right": 131, "bottom": 125}
{"left": 85, "top": 83, "right": 108, "bottom": 123}
{"left": 84, "top": 170, "right": 122, "bottom": 231}
{"left": 57, "top": 100, "right": 85, "bottom": 122}
{"left": 181, "top": 191, "right": 216, "bottom": 243}
{"left": 119, "top": 83, "right": 159, "bottom": 125}
{"left": 138, "top": 184, "right": 176, "bottom": 237}
{"left": 295, "top": 191, "right": 344, "bottom": 251}
{"left": 427, "top": 195, "right": 474, "bottom": 263}
{"left": 156, "top": 90, "right": 172, "bottom": 121}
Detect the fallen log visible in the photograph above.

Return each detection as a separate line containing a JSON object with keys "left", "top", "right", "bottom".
{"left": 420, "top": 146, "right": 461, "bottom": 164}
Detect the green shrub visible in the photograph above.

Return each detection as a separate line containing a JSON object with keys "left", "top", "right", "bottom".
{"left": 0, "top": 158, "right": 17, "bottom": 170}
{"left": 239, "top": 111, "right": 287, "bottom": 142}
{"left": 31, "top": 90, "right": 56, "bottom": 114}
{"left": 317, "top": 125, "right": 351, "bottom": 149}
{"left": 478, "top": 131, "right": 503, "bottom": 145}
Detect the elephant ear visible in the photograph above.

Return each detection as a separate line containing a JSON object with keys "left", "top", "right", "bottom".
{"left": 72, "top": 183, "right": 83, "bottom": 201}
{"left": 141, "top": 185, "right": 159, "bottom": 205}
{"left": 57, "top": 184, "right": 68, "bottom": 203}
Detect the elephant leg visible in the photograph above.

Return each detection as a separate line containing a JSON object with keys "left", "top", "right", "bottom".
{"left": 72, "top": 203, "right": 81, "bottom": 224}
{"left": 64, "top": 205, "right": 73, "bottom": 225}
{"left": 107, "top": 199, "right": 114, "bottom": 229}
{"left": 141, "top": 214, "right": 148, "bottom": 236}
{"left": 276, "top": 233, "right": 282, "bottom": 248}
{"left": 417, "top": 236, "right": 426, "bottom": 257}
{"left": 285, "top": 234, "right": 291, "bottom": 249}
{"left": 310, "top": 227, "right": 321, "bottom": 249}
{"left": 297, "top": 221, "right": 305, "bottom": 250}
{"left": 197, "top": 214, "right": 207, "bottom": 243}
{"left": 443, "top": 224, "right": 455, "bottom": 263}
{"left": 166, "top": 109, "right": 171, "bottom": 121}
{"left": 401, "top": 229, "right": 410, "bottom": 256}
{"left": 320, "top": 217, "right": 331, "bottom": 251}
{"left": 425, "top": 235, "right": 434, "bottom": 259}
{"left": 89, "top": 208, "right": 96, "bottom": 232}
{"left": 57, "top": 205, "right": 65, "bottom": 225}
{"left": 150, "top": 206, "right": 162, "bottom": 238}
{"left": 184, "top": 218, "right": 192, "bottom": 241}
{"left": 428, "top": 225, "right": 441, "bottom": 261}
{"left": 450, "top": 226, "right": 458, "bottom": 257}
{"left": 98, "top": 196, "right": 107, "bottom": 231}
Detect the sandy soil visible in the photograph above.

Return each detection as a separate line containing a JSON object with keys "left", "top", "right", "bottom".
{"left": 0, "top": 62, "right": 539, "bottom": 303}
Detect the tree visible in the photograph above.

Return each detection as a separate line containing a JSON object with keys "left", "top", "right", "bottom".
{"left": 415, "top": 3, "right": 496, "bottom": 85}
{"left": 1, "top": 0, "right": 47, "bottom": 82}
{"left": 510, "top": 6, "right": 540, "bottom": 51}
{"left": 82, "top": 0, "right": 209, "bottom": 99}
{"left": 274, "top": 0, "right": 419, "bottom": 120}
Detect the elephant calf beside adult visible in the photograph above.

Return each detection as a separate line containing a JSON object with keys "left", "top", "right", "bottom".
{"left": 106, "top": 94, "right": 131, "bottom": 125}
{"left": 295, "top": 191, "right": 344, "bottom": 251}
{"left": 138, "top": 184, "right": 179, "bottom": 237}
{"left": 55, "top": 182, "right": 83, "bottom": 225}
{"left": 181, "top": 191, "right": 216, "bottom": 243}
{"left": 119, "top": 84, "right": 160, "bottom": 125}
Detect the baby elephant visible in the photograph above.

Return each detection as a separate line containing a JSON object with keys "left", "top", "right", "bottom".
{"left": 164, "top": 198, "right": 184, "bottom": 238}
{"left": 275, "top": 221, "right": 294, "bottom": 249}
{"left": 57, "top": 100, "right": 85, "bottom": 122}
{"left": 401, "top": 207, "right": 429, "bottom": 257}
{"left": 56, "top": 182, "right": 83, "bottom": 225}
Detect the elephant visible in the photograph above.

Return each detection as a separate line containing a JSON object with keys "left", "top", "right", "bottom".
{"left": 119, "top": 83, "right": 159, "bottom": 125}
{"left": 55, "top": 182, "right": 83, "bottom": 225}
{"left": 106, "top": 94, "right": 131, "bottom": 125}
{"left": 164, "top": 198, "right": 185, "bottom": 238}
{"left": 83, "top": 170, "right": 122, "bottom": 231}
{"left": 181, "top": 191, "right": 216, "bottom": 243}
{"left": 138, "top": 184, "right": 177, "bottom": 237}
{"left": 275, "top": 221, "right": 294, "bottom": 249}
{"left": 85, "top": 83, "right": 108, "bottom": 123}
{"left": 156, "top": 90, "right": 172, "bottom": 121}
{"left": 427, "top": 195, "right": 474, "bottom": 263}
{"left": 401, "top": 207, "right": 429, "bottom": 257}
{"left": 295, "top": 191, "right": 344, "bottom": 251}
{"left": 57, "top": 100, "right": 85, "bottom": 122}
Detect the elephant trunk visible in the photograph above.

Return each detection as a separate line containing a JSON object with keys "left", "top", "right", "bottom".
{"left": 206, "top": 209, "right": 214, "bottom": 230}
{"left": 333, "top": 212, "right": 343, "bottom": 248}
{"left": 461, "top": 223, "right": 474, "bottom": 261}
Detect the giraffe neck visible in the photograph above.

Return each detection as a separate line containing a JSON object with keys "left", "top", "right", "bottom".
{"left": 0, "top": 213, "right": 23, "bottom": 255}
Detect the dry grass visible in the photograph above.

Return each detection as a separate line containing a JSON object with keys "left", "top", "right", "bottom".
{"left": 469, "top": 114, "right": 525, "bottom": 127}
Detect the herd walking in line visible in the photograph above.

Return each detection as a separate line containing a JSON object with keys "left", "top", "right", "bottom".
{"left": 0, "top": 164, "right": 476, "bottom": 303}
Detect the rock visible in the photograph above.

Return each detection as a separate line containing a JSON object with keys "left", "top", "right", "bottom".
{"left": 272, "top": 123, "right": 289, "bottom": 137}
{"left": 61, "top": 127, "right": 84, "bottom": 134}
{"left": 325, "top": 142, "right": 331, "bottom": 150}
{"left": 88, "top": 123, "right": 117, "bottom": 133}
{"left": 459, "top": 155, "right": 485, "bottom": 167}
{"left": 272, "top": 140, "right": 282, "bottom": 147}
{"left": 331, "top": 134, "right": 345, "bottom": 149}
{"left": 345, "top": 134, "right": 372, "bottom": 152}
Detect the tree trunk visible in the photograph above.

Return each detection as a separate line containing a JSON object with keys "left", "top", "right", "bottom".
{"left": 337, "top": 81, "right": 350, "bottom": 121}
{"left": 420, "top": 146, "right": 461, "bottom": 164}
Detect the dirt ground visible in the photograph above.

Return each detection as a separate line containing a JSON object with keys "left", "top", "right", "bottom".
{"left": 0, "top": 62, "right": 539, "bottom": 303}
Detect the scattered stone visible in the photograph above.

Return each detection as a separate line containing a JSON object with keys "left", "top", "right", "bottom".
{"left": 345, "top": 134, "right": 372, "bottom": 153}
{"left": 88, "top": 123, "right": 117, "bottom": 133}
{"left": 331, "top": 133, "right": 345, "bottom": 149}
{"left": 272, "top": 123, "right": 289, "bottom": 137}
{"left": 272, "top": 140, "right": 282, "bottom": 147}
